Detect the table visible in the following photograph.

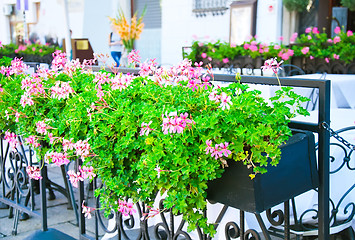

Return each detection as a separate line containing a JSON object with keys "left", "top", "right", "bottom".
{"left": 288, "top": 74, "right": 355, "bottom": 109}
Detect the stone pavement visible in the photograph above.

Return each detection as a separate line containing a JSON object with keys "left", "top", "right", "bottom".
{"left": 0, "top": 165, "right": 98, "bottom": 239}
{"left": 0, "top": 165, "right": 149, "bottom": 240}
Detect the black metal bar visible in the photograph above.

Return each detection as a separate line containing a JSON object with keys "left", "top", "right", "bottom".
{"left": 255, "top": 213, "right": 271, "bottom": 240}
{"left": 284, "top": 201, "right": 290, "bottom": 240}
{"left": 240, "top": 210, "right": 244, "bottom": 240}
{"left": 0, "top": 197, "right": 40, "bottom": 217}
{"left": 78, "top": 158, "right": 86, "bottom": 236}
{"left": 40, "top": 160, "right": 48, "bottom": 232}
{"left": 289, "top": 121, "right": 319, "bottom": 133}
{"left": 317, "top": 80, "right": 331, "bottom": 240}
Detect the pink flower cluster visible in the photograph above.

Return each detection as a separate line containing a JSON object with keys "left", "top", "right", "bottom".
{"left": 82, "top": 201, "right": 95, "bottom": 219}
{"left": 139, "top": 59, "right": 158, "bottom": 77}
{"left": 50, "top": 81, "right": 74, "bottom": 99}
{"left": 334, "top": 26, "right": 341, "bottom": 35}
{"left": 205, "top": 140, "right": 232, "bottom": 160}
{"left": 20, "top": 74, "right": 46, "bottom": 108}
{"left": 261, "top": 58, "right": 283, "bottom": 74}
{"left": 93, "top": 72, "right": 111, "bottom": 99}
{"left": 67, "top": 170, "right": 84, "bottom": 188}
{"left": 4, "top": 130, "right": 19, "bottom": 149}
{"left": 244, "top": 41, "right": 258, "bottom": 52}
{"left": 111, "top": 73, "right": 134, "bottom": 91}
{"left": 62, "top": 138, "right": 92, "bottom": 160}
{"left": 26, "top": 166, "right": 42, "bottom": 180}
{"left": 79, "top": 166, "right": 96, "bottom": 180}
{"left": 209, "top": 90, "right": 233, "bottom": 110}
{"left": 278, "top": 49, "right": 294, "bottom": 60}
{"left": 45, "top": 151, "right": 70, "bottom": 166}
{"left": 140, "top": 121, "right": 154, "bottom": 136}
{"left": 290, "top": 32, "right": 298, "bottom": 43}
{"left": 161, "top": 112, "right": 195, "bottom": 134}
{"left": 36, "top": 120, "right": 50, "bottom": 135}
{"left": 301, "top": 47, "right": 309, "bottom": 55}
{"left": 14, "top": 45, "right": 27, "bottom": 53}
{"left": 118, "top": 199, "right": 136, "bottom": 216}
{"left": 63, "top": 138, "right": 74, "bottom": 151}
{"left": 305, "top": 27, "right": 319, "bottom": 34}
{"left": 5, "top": 108, "right": 24, "bottom": 122}
{"left": 141, "top": 206, "right": 160, "bottom": 220}
{"left": 74, "top": 140, "right": 91, "bottom": 159}
{"left": 20, "top": 92, "right": 34, "bottom": 108}
{"left": 51, "top": 50, "right": 67, "bottom": 72}
{"left": 0, "top": 58, "right": 29, "bottom": 76}
{"left": 127, "top": 49, "right": 141, "bottom": 64}
{"left": 25, "top": 135, "right": 41, "bottom": 148}
{"left": 67, "top": 165, "right": 96, "bottom": 188}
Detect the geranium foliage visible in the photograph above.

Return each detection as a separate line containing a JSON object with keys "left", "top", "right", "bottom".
{"left": 0, "top": 52, "right": 309, "bottom": 236}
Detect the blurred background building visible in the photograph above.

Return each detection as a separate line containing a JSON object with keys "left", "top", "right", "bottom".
{"left": 0, "top": 0, "right": 354, "bottom": 65}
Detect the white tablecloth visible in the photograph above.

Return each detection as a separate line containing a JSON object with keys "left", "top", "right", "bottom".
{"left": 288, "top": 74, "right": 355, "bottom": 109}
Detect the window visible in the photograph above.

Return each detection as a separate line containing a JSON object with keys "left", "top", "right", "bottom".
{"left": 193, "top": 0, "right": 228, "bottom": 17}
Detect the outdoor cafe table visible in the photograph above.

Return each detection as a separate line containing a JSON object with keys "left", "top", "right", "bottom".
{"left": 287, "top": 73, "right": 355, "bottom": 109}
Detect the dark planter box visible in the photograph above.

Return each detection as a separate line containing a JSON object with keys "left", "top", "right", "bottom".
{"left": 207, "top": 129, "right": 318, "bottom": 213}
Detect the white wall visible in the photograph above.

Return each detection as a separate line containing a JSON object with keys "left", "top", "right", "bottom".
{"left": 161, "top": 0, "right": 231, "bottom": 65}
{"left": 0, "top": 0, "right": 12, "bottom": 44}
{"left": 28, "top": 0, "right": 84, "bottom": 45}
{"left": 82, "top": 0, "right": 129, "bottom": 65}
{"left": 255, "top": 0, "right": 283, "bottom": 44}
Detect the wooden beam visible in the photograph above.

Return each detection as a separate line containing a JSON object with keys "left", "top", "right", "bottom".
{"left": 317, "top": 0, "right": 332, "bottom": 36}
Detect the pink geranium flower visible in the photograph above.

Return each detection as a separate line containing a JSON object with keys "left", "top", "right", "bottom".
{"left": 290, "top": 32, "right": 298, "bottom": 43}
{"left": 82, "top": 201, "right": 95, "bottom": 219}
{"left": 301, "top": 47, "right": 309, "bottom": 55}
{"left": 201, "top": 53, "right": 207, "bottom": 58}
{"left": 333, "top": 36, "right": 341, "bottom": 44}
{"left": 219, "top": 92, "right": 232, "bottom": 110}
{"left": 79, "top": 166, "right": 96, "bottom": 180}
{"left": 305, "top": 27, "right": 312, "bottom": 33}
{"left": 25, "top": 135, "right": 41, "bottom": 148}
{"left": 26, "top": 166, "right": 42, "bottom": 180}
{"left": 334, "top": 26, "right": 341, "bottom": 34}
{"left": 325, "top": 58, "right": 330, "bottom": 63}
{"left": 127, "top": 49, "right": 141, "bottom": 64}
{"left": 67, "top": 170, "right": 84, "bottom": 188}
{"left": 205, "top": 140, "right": 214, "bottom": 154}
{"left": 140, "top": 121, "right": 154, "bottom": 136}
{"left": 261, "top": 58, "right": 283, "bottom": 74}
{"left": 347, "top": 30, "right": 353, "bottom": 37}
{"left": 312, "top": 27, "right": 319, "bottom": 34}
{"left": 222, "top": 58, "right": 229, "bottom": 63}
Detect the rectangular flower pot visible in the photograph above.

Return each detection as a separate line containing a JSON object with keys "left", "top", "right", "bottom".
{"left": 207, "top": 129, "right": 318, "bottom": 213}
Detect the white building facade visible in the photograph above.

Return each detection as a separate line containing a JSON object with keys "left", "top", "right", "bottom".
{"left": 0, "top": 0, "right": 287, "bottom": 65}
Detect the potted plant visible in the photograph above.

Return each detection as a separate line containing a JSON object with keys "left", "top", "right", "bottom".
{"left": 282, "top": 0, "right": 310, "bottom": 12}
{"left": 341, "top": 0, "right": 355, "bottom": 11}
{"left": 0, "top": 53, "right": 313, "bottom": 236}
